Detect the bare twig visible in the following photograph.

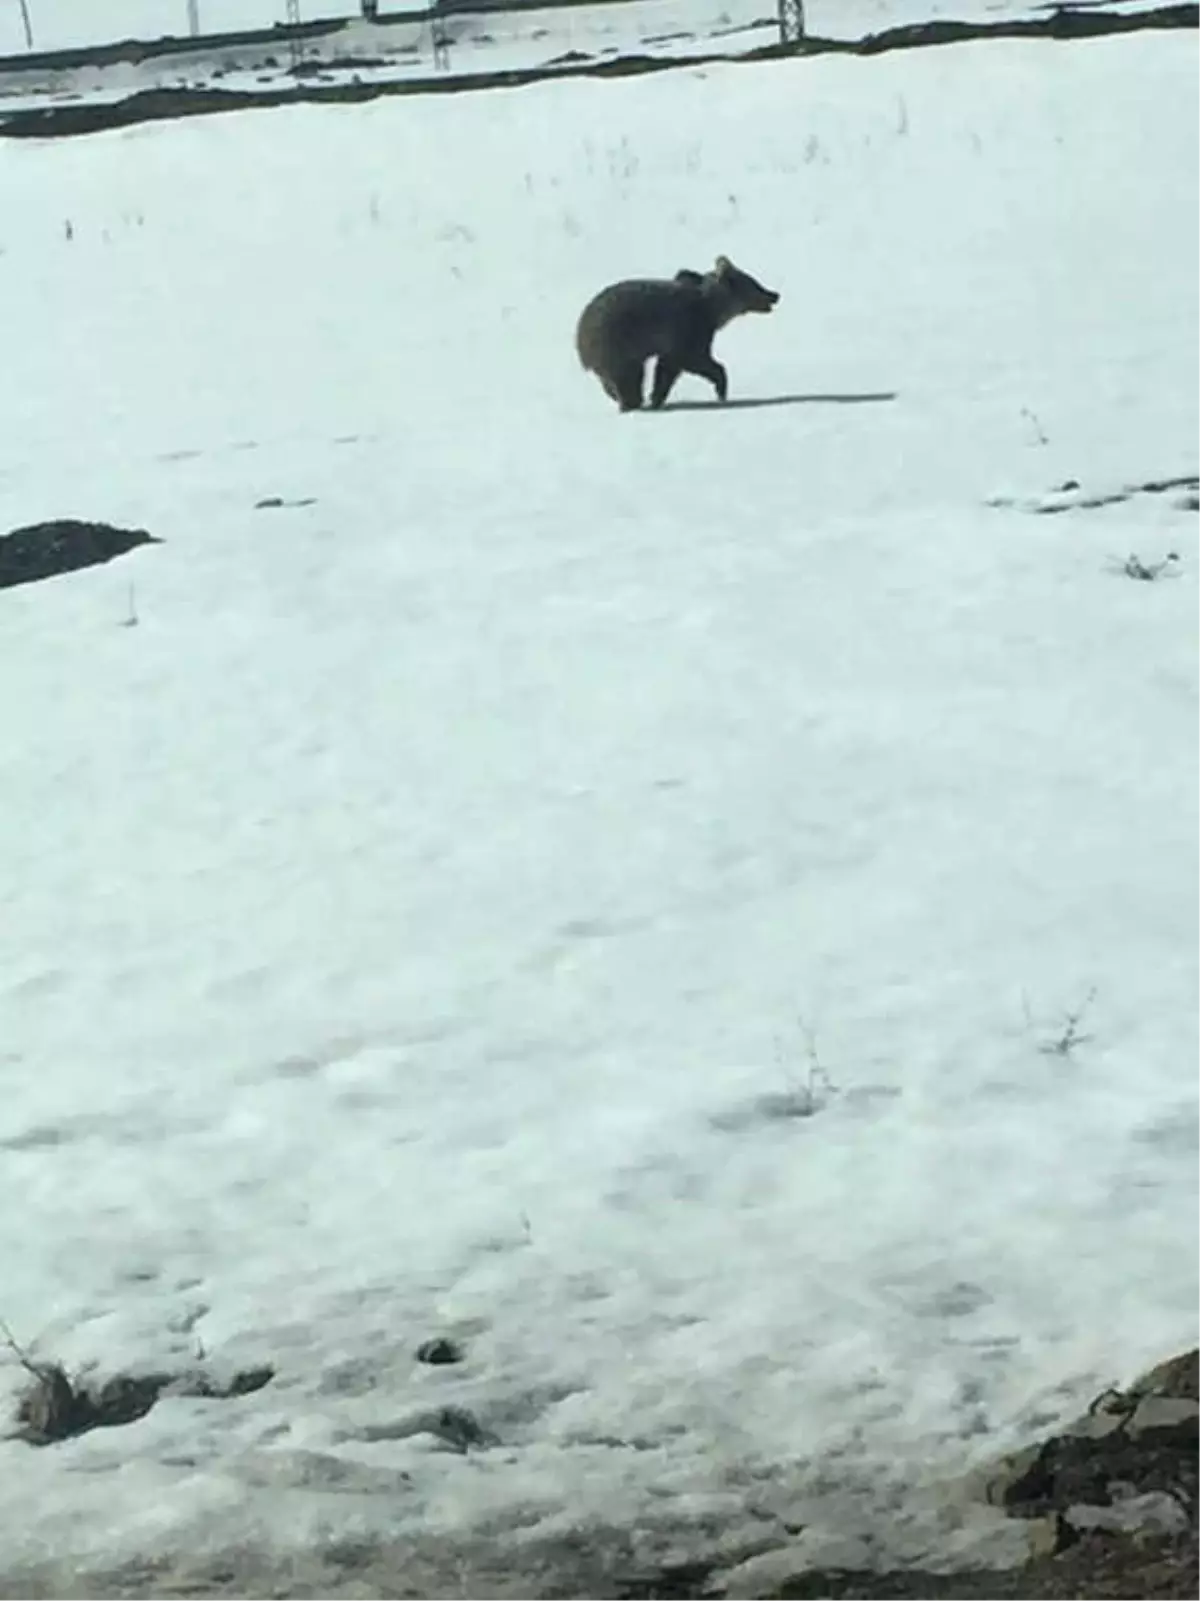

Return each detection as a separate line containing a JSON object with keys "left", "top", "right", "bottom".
{"left": 1, "top": 1316, "right": 78, "bottom": 1445}
{"left": 0, "top": 1316, "right": 47, "bottom": 1382}
{"left": 1021, "top": 406, "right": 1048, "bottom": 445}
{"left": 782, "top": 1017, "right": 839, "bottom": 1113}
{"left": 1039, "top": 987, "right": 1098, "bottom": 1056}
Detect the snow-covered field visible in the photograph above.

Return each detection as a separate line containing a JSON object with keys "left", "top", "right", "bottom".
{"left": 0, "top": 18, "right": 1196, "bottom": 1594}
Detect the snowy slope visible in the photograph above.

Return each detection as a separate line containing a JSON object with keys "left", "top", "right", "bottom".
{"left": 0, "top": 24, "right": 1197, "bottom": 1592}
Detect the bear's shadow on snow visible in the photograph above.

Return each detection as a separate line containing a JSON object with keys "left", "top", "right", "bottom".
{"left": 663, "top": 390, "right": 898, "bottom": 412}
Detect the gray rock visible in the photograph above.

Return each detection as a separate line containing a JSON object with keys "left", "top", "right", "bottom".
{"left": 1127, "top": 1395, "right": 1198, "bottom": 1436}
{"left": 1065, "top": 1490, "right": 1190, "bottom": 1537}
{"left": 0, "top": 519, "right": 160, "bottom": 592}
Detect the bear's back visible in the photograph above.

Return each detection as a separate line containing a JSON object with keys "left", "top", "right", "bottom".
{"left": 575, "top": 276, "right": 708, "bottom": 372}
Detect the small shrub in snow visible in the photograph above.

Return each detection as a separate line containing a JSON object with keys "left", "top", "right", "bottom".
{"left": 710, "top": 1022, "right": 840, "bottom": 1134}
{"left": 754, "top": 1064, "right": 838, "bottom": 1122}
{"left": 1024, "top": 986, "right": 1098, "bottom": 1057}
{"left": 3, "top": 1317, "right": 273, "bottom": 1446}
{"left": 1112, "top": 552, "right": 1181, "bottom": 581}
{"left": 13, "top": 1363, "right": 79, "bottom": 1445}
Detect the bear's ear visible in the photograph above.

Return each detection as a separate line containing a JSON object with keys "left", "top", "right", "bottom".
{"left": 714, "top": 255, "right": 733, "bottom": 274}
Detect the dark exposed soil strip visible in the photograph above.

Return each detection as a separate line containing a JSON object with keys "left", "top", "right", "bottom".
{"left": 14, "top": 1361, "right": 274, "bottom": 1445}
{"left": 0, "top": 519, "right": 159, "bottom": 591}
{"left": 0, "top": 3, "right": 1194, "bottom": 141}
{"left": 986, "top": 473, "right": 1198, "bottom": 517}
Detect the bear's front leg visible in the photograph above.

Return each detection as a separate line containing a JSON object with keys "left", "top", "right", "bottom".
{"left": 650, "top": 356, "right": 683, "bottom": 409}
{"left": 685, "top": 353, "right": 728, "bottom": 402}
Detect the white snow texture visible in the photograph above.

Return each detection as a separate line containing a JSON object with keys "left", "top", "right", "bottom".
{"left": 0, "top": 5, "right": 1196, "bottom": 1588}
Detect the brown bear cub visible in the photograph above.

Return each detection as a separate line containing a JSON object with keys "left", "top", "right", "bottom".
{"left": 575, "top": 255, "right": 779, "bottom": 412}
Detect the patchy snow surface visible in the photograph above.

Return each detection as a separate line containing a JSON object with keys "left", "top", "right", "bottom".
{"left": 0, "top": 0, "right": 1051, "bottom": 57}
{"left": 0, "top": 0, "right": 1071, "bottom": 117}
{"left": 4, "top": 0, "right": 335, "bottom": 55}
{"left": 0, "top": 23, "right": 1197, "bottom": 1591}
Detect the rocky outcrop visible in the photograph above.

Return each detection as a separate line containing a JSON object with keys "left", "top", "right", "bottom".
{"left": 758, "top": 1348, "right": 1198, "bottom": 1600}
{"left": 0, "top": 519, "right": 159, "bottom": 591}
{"left": 0, "top": 1350, "right": 1193, "bottom": 1594}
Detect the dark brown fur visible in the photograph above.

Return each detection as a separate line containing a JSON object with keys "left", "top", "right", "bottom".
{"left": 575, "top": 255, "right": 779, "bottom": 412}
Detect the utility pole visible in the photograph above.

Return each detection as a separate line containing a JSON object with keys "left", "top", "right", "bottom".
{"left": 777, "top": 0, "right": 804, "bottom": 47}
{"left": 285, "top": 0, "right": 303, "bottom": 70}
{"left": 431, "top": 4, "right": 450, "bottom": 70}
{"left": 187, "top": 0, "right": 200, "bottom": 36}
{"left": 18, "top": 0, "right": 34, "bottom": 49}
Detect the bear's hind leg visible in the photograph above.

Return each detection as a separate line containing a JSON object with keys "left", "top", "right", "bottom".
{"left": 609, "top": 360, "right": 646, "bottom": 413}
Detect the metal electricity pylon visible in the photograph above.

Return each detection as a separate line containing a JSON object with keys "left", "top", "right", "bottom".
{"left": 431, "top": 15, "right": 450, "bottom": 70}
{"left": 778, "top": 0, "right": 805, "bottom": 46}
